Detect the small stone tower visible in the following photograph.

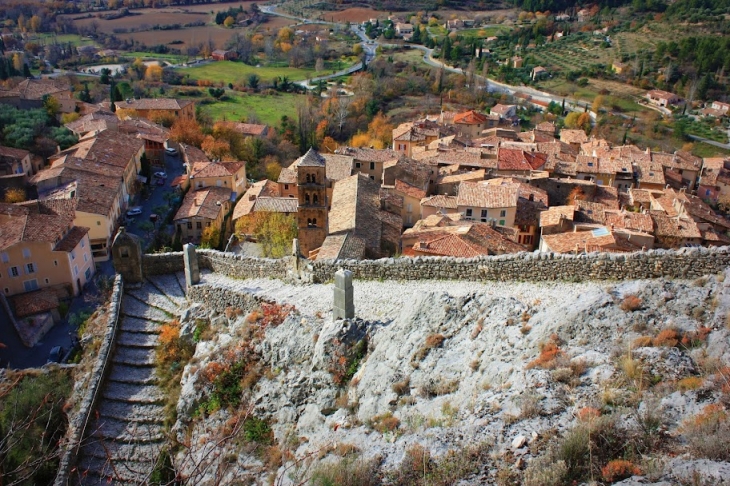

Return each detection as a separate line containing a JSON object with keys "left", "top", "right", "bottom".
{"left": 296, "top": 148, "right": 328, "bottom": 258}
{"left": 111, "top": 227, "right": 143, "bottom": 283}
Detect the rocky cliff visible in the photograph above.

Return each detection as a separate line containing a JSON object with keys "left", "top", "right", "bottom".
{"left": 169, "top": 271, "right": 730, "bottom": 485}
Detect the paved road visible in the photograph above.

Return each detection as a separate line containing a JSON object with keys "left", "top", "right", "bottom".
{"left": 125, "top": 152, "right": 186, "bottom": 249}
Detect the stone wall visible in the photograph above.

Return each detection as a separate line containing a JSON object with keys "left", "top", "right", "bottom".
{"left": 54, "top": 275, "right": 124, "bottom": 486}
{"left": 310, "top": 246, "right": 730, "bottom": 283}
{"left": 196, "top": 250, "right": 290, "bottom": 280}
{"left": 142, "top": 252, "right": 185, "bottom": 276}
{"left": 188, "top": 284, "right": 271, "bottom": 315}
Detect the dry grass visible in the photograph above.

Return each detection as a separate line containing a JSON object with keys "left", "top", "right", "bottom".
{"left": 653, "top": 328, "right": 680, "bottom": 347}
{"left": 520, "top": 324, "right": 532, "bottom": 335}
{"left": 527, "top": 341, "right": 565, "bottom": 370}
{"left": 370, "top": 412, "right": 400, "bottom": 433}
{"left": 413, "top": 333, "right": 446, "bottom": 362}
{"left": 419, "top": 377, "right": 459, "bottom": 398}
{"left": 620, "top": 295, "right": 642, "bottom": 312}
{"left": 681, "top": 403, "right": 730, "bottom": 460}
{"left": 677, "top": 376, "right": 704, "bottom": 392}
{"left": 632, "top": 336, "right": 653, "bottom": 348}
{"left": 601, "top": 460, "right": 641, "bottom": 483}
{"left": 391, "top": 377, "right": 410, "bottom": 396}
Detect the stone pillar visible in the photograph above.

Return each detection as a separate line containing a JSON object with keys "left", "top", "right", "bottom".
{"left": 183, "top": 243, "right": 200, "bottom": 288}
{"left": 292, "top": 238, "right": 301, "bottom": 273}
{"left": 333, "top": 269, "right": 354, "bottom": 321}
{"left": 111, "top": 227, "right": 143, "bottom": 283}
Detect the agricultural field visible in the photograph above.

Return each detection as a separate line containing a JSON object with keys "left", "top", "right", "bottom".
{"left": 538, "top": 78, "right": 649, "bottom": 115}
{"left": 30, "top": 33, "right": 98, "bottom": 47}
{"left": 179, "top": 58, "right": 356, "bottom": 85}
{"left": 198, "top": 92, "right": 302, "bottom": 125}
{"left": 115, "top": 25, "right": 237, "bottom": 50}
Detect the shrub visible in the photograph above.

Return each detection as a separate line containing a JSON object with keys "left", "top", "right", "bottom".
{"left": 576, "top": 407, "right": 600, "bottom": 422}
{"left": 681, "top": 403, "right": 730, "bottom": 460}
{"left": 677, "top": 376, "right": 704, "bottom": 392}
{"left": 620, "top": 295, "right": 642, "bottom": 312}
{"left": 523, "top": 456, "right": 567, "bottom": 486}
{"left": 370, "top": 412, "right": 400, "bottom": 433}
{"left": 526, "top": 342, "right": 565, "bottom": 370}
{"left": 419, "top": 377, "right": 459, "bottom": 397}
{"left": 652, "top": 328, "right": 680, "bottom": 347}
{"left": 392, "top": 377, "right": 410, "bottom": 396}
{"left": 632, "top": 336, "right": 653, "bottom": 348}
{"left": 243, "top": 416, "right": 272, "bottom": 444}
{"left": 388, "top": 443, "right": 490, "bottom": 486}
{"left": 413, "top": 333, "right": 445, "bottom": 362}
{"left": 601, "top": 459, "right": 641, "bottom": 482}
{"left": 310, "top": 455, "right": 381, "bottom": 486}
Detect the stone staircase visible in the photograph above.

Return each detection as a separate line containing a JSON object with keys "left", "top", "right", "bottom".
{"left": 75, "top": 273, "right": 187, "bottom": 485}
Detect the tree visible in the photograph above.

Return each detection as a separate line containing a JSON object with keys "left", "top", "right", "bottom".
{"left": 4, "top": 187, "right": 27, "bottom": 203}
{"left": 592, "top": 95, "right": 605, "bottom": 114}
{"left": 170, "top": 117, "right": 205, "bottom": 147}
{"left": 100, "top": 67, "right": 111, "bottom": 85}
{"left": 200, "top": 225, "right": 221, "bottom": 249}
{"left": 315, "top": 58, "right": 325, "bottom": 72}
{"left": 235, "top": 212, "right": 297, "bottom": 258}
{"left": 43, "top": 95, "right": 60, "bottom": 117}
{"left": 224, "top": 16, "right": 235, "bottom": 28}
{"left": 30, "top": 15, "right": 42, "bottom": 33}
{"left": 145, "top": 64, "right": 163, "bottom": 82}
{"left": 247, "top": 73, "right": 260, "bottom": 91}
{"left": 201, "top": 135, "right": 231, "bottom": 160}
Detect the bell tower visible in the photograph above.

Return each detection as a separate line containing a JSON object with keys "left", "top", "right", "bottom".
{"left": 296, "top": 148, "right": 328, "bottom": 257}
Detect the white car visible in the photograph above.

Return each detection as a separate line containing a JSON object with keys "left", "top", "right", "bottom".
{"left": 165, "top": 147, "right": 178, "bottom": 156}
{"left": 154, "top": 171, "right": 167, "bottom": 179}
{"left": 126, "top": 207, "right": 143, "bottom": 217}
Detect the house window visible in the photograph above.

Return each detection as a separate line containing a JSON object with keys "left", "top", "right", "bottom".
{"left": 1, "top": 252, "right": 8, "bottom": 263}
{"left": 312, "top": 218, "right": 317, "bottom": 226}
{"left": 26, "top": 263, "right": 35, "bottom": 274}
{"left": 97, "top": 220, "right": 101, "bottom": 225}
{"left": 74, "top": 265, "right": 78, "bottom": 276}
{"left": 706, "top": 189, "right": 711, "bottom": 196}
{"left": 121, "top": 248, "right": 129, "bottom": 258}
{"left": 10, "top": 267, "right": 19, "bottom": 277}
{"left": 499, "top": 220, "right": 505, "bottom": 226}
{"left": 187, "top": 222, "right": 193, "bottom": 229}
{"left": 81, "top": 239, "right": 85, "bottom": 248}
{"left": 406, "top": 203, "right": 413, "bottom": 212}
{"left": 217, "top": 180, "right": 222, "bottom": 187}
{"left": 370, "top": 162, "right": 375, "bottom": 170}
{"left": 305, "top": 194, "right": 310, "bottom": 204}
{"left": 370, "top": 175, "right": 374, "bottom": 180}
{"left": 23, "top": 279, "right": 38, "bottom": 292}
{"left": 284, "top": 184, "right": 289, "bottom": 190}
{"left": 311, "top": 174, "right": 316, "bottom": 183}
{"left": 45, "top": 278, "right": 49, "bottom": 284}
{"left": 3, "top": 288, "right": 7, "bottom": 294}
{"left": 355, "top": 162, "right": 361, "bottom": 168}
{"left": 500, "top": 210, "right": 506, "bottom": 217}
{"left": 71, "top": 251, "right": 76, "bottom": 260}
{"left": 206, "top": 222, "right": 211, "bottom": 227}
{"left": 481, "top": 209, "right": 487, "bottom": 222}
{"left": 313, "top": 194, "right": 319, "bottom": 205}
{"left": 22, "top": 248, "right": 31, "bottom": 259}
{"left": 85, "top": 268, "right": 92, "bottom": 280}
{"left": 196, "top": 222, "right": 202, "bottom": 229}
{"left": 84, "top": 253, "right": 88, "bottom": 262}
{"left": 466, "top": 208, "right": 473, "bottom": 218}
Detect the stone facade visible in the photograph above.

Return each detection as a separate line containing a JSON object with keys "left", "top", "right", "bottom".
{"left": 54, "top": 275, "right": 124, "bottom": 486}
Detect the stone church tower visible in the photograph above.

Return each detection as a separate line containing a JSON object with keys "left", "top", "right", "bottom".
{"left": 296, "top": 148, "right": 328, "bottom": 257}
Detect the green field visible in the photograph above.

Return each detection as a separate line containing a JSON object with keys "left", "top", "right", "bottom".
{"left": 33, "top": 33, "right": 97, "bottom": 47}
{"left": 692, "top": 142, "right": 730, "bottom": 158}
{"left": 459, "top": 26, "right": 510, "bottom": 38}
{"left": 200, "top": 92, "right": 301, "bottom": 125}
{"left": 178, "top": 59, "right": 354, "bottom": 84}
{"left": 123, "top": 51, "right": 190, "bottom": 64}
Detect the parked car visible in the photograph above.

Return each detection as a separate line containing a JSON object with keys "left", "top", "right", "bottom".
{"left": 165, "top": 147, "right": 178, "bottom": 156}
{"left": 126, "top": 207, "right": 143, "bottom": 217}
{"left": 48, "top": 346, "right": 64, "bottom": 363}
{"left": 154, "top": 171, "right": 167, "bottom": 179}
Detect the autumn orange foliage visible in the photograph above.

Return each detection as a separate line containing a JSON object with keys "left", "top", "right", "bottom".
{"left": 526, "top": 341, "right": 564, "bottom": 369}
{"left": 601, "top": 460, "right": 641, "bottom": 482}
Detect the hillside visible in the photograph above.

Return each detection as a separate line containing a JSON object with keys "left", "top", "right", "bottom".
{"left": 164, "top": 271, "right": 730, "bottom": 485}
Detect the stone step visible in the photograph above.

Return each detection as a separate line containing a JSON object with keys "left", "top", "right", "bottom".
{"left": 108, "top": 364, "right": 158, "bottom": 386}
{"left": 89, "top": 417, "right": 166, "bottom": 442}
{"left": 175, "top": 271, "right": 188, "bottom": 295}
{"left": 102, "top": 383, "right": 166, "bottom": 404}
{"left": 76, "top": 456, "right": 155, "bottom": 486}
{"left": 80, "top": 439, "right": 162, "bottom": 467}
{"left": 127, "top": 283, "right": 180, "bottom": 314}
{"left": 121, "top": 297, "right": 171, "bottom": 322}
{"left": 97, "top": 400, "right": 165, "bottom": 423}
{"left": 117, "top": 331, "right": 158, "bottom": 349}
{"left": 112, "top": 347, "right": 157, "bottom": 367}
{"left": 147, "top": 274, "right": 187, "bottom": 307}
{"left": 119, "top": 317, "right": 161, "bottom": 335}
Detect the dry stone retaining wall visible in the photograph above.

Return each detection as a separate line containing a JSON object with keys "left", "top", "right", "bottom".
{"left": 188, "top": 284, "right": 271, "bottom": 315}
{"left": 142, "top": 246, "right": 730, "bottom": 284}
{"left": 54, "top": 275, "right": 124, "bottom": 486}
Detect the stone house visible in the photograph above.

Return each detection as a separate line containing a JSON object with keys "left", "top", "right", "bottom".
{"left": 114, "top": 98, "right": 196, "bottom": 122}
{"left": 173, "top": 186, "right": 232, "bottom": 244}
{"left": 646, "top": 90, "right": 680, "bottom": 108}
{"left": 456, "top": 181, "right": 518, "bottom": 227}
{"left": 335, "top": 147, "right": 398, "bottom": 185}
{"left": 0, "top": 78, "right": 75, "bottom": 113}
{"left": 188, "top": 160, "right": 247, "bottom": 200}
{"left": 0, "top": 202, "right": 94, "bottom": 297}
{"left": 0, "top": 145, "right": 33, "bottom": 177}
{"left": 211, "top": 49, "right": 237, "bottom": 61}
{"left": 490, "top": 104, "right": 517, "bottom": 120}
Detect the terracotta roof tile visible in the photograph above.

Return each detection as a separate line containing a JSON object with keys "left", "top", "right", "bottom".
{"left": 456, "top": 181, "right": 518, "bottom": 208}
{"left": 174, "top": 186, "right": 231, "bottom": 221}
{"left": 115, "top": 98, "right": 194, "bottom": 111}
{"left": 540, "top": 205, "right": 575, "bottom": 227}
{"left": 233, "top": 180, "right": 281, "bottom": 220}
{"left": 560, "top": 129, "right": 588, "bottom": 144}
{"left": 421, "top": 194, "right": 458, "bottom": 209}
